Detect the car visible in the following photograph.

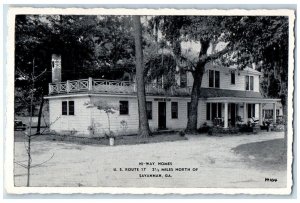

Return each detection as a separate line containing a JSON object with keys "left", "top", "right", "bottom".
{"left": 14, "top": 120, "right": 27, "bottom": 131}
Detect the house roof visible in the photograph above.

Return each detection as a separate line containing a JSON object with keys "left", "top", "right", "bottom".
{"left": 199, "top": 88, "right": 263, "bottom": 98}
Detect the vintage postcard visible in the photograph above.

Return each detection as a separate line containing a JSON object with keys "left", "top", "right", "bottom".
{"left": 5, "top": 7, "right": 295, "bottom": 195}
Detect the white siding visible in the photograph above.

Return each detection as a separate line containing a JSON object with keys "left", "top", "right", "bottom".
{"left": 90, "top": 96, "right": 139, "bottom": 136}
{"left": 166, "top": 99, "right": 190, "bottom": 130}
{"left": 184, "top": 66, "right": 260, "bottom": 92}
{"left": 49, "top": 97, "right": 91, "bottom": 136}
{"left": 48, "top": 95, "right": 196, "bottom": 137}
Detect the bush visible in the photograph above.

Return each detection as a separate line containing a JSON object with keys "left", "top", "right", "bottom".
{"left": 198, "top": 122, "right": 211, "bottom": 134}
{"left": 179, "top": 131, "right": 185, "bottom": 137}
{"left": 239, "top": 124, "right": 254, "bottom": 133}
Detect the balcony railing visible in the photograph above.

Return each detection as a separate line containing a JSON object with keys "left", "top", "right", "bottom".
{"left": 49, "top": 77, "right": 192, "bottom": 96}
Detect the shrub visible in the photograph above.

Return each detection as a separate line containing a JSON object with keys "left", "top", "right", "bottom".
{"left": 198, "top": 122, "right": 211, "bottom": 134}
{"left": 179, "top": 131, "right": 185, "bottom": 137}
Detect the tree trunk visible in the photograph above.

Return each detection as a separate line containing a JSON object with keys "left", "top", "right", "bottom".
{"left": 36, "top": 96, "right": 44, "bottom": 135}
{"left": 185, "top": 40, "right": 210, "bottom": 133}
{"left": 185, "top": 67, "right": 205, "bottom": 133}
{"left": 133, "top": 15, "right": 151, "bottom": 137}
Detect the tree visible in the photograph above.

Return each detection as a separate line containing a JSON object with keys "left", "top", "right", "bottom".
{"left": 14, "top": 60, "right": 54, "bottom": 187}
{"left": 151, "top": 16, "right": 242, "bottom": 133}
{"left": 84, "top": 100, "right": 119, "bottom": 136}
{"left": 150, "top": 16, "right": 289, "bottom": 133}
{"left": 133, "top": 15, "right": 151, "bottom": 137}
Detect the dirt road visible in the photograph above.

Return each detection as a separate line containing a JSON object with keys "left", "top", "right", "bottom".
{"left": 14, "top": 131, "right": 286, "bottom": 188}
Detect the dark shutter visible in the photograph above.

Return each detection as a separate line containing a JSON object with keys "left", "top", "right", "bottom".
{"left": 171, "top": 102, "right": 178, "bottom": 119}
{"left": 250, "top": 76, "right": 254, "bottom": 90}
{"left": 146, "top": 101, "right": 152, "bottom": 119}
{"left": 62, "top": 101, "right": 68, "bottom": 115}
{"left": 215, "top": 71, "right": 220, "bottom": 88}
{"left": 68, "top": 101, "right": 74, "bottom": 115}
{"left": 119, "top": 101, "right": 129, "bottom": 115}
{"left": 245, "top": 76, "right": 250, "bottom": 90}
{"left": 231, "top": 71, "right": 235, "bottom": 84}
{"left": 206, "top": 103, "right": 211, "bottom": 120}
{"left": 209, "top": 70, "right": 214, "bottom": 87}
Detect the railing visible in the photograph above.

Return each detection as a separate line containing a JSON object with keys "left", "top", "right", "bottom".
{"left": 49, "top": 77, "right": 192, "bottom": 96}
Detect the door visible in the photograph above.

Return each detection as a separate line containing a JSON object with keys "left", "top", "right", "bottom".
{"left": 230, "top": 103, "right": 236, "bottom": 126}
{"left": 158, "top": 102, "right": 166, "bottom": 129}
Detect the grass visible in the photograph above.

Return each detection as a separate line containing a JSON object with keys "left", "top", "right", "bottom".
{"left": 14, "top": 131, "right": 188, "bottom": 146}
{"left": 232, "top": 138, "right": 287, "bottom": 170}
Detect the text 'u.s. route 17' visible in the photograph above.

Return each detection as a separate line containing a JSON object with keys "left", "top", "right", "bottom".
{"left": 113, "top": 162, "right": 199, "bottom": 178}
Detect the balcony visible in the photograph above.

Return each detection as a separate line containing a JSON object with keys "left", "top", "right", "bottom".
{"left": 49, "top": 77, "right": 192, "bottom": 97}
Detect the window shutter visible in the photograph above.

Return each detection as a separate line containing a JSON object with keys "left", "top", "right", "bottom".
{"left": 62, "top": 101, "right": 68, "bottom": 115}
{"left": 215, "top": 71, "right": 220, "bottom": 88}
{"left": 69, "top": 101, "right": 74, "bottom": 115}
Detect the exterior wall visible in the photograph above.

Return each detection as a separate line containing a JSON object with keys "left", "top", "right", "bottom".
{"left": 49, "top": 96, "right": 91, "bottom": 136}
{"left": 185, "top": 66, "right": 260, "bottom": 92}
{"left": 89, "top": 96, "right": 139, "bottom": 136}
{"left": 48, "top": 95, "right": 193, "bottom": 137}
{"left": 166, "top": 98, "right": 191, "bottom": 130}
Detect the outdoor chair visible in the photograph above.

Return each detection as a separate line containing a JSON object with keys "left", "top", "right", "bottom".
{"left": 235, "top": 116, "right": 244, "bottom": 127}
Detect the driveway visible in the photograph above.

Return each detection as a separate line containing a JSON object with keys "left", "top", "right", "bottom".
{"left": 14, "top": 131, "right": 286, "bottom": 188}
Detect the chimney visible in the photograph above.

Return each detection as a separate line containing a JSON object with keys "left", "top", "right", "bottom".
{"left": 51, "top": 54, "right": 61, "bottom": 83}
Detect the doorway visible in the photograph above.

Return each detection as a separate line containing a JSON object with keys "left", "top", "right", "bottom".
{"left": 158, "top": 102, "right": 166, "bottom": 129}
{"left": 230, "top": 103, "right": 236, "bottom": 126}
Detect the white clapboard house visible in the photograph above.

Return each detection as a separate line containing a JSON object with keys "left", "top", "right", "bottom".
{"left": 45, "top": 54, "right": 281, "bottom": 137}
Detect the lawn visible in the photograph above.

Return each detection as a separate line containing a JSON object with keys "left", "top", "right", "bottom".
{"left": 232, "top": 138, "right": 287, "bottom": 171}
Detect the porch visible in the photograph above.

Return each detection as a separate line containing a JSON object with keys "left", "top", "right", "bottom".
{"left": 48, "top": 77, "right": 192, "bottom": 96}
{"left": 206, "top": 97, "right": 281, "bottom": 128}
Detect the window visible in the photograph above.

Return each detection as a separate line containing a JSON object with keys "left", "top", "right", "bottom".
{"left": 231, "top": 71, "right": 235, "bottom": 84}
{"left": 69, "top": 101, "right": 74, "bottom": 115}
{"left": 209, "top": 70, "right": 214, "bottom": 87}
{"left": 247, "top": 104, "right": 255, "bottom": 118}
{"left": 171, "top": 102, "right": 178, "bottom": 119}
{"left": 146, "top": 101, "right": 152, "bottom": 120}
{"left": 62, "top": 101, "right": 68, "bottom": 115}
{"left": 119, "top": 101, "right": 129, "bottom": 115}
{"left": 215, "top": 71, "right": 220, "bottom": 88}
{"left": 187, "top": 102, "right": 191, "bottom": 118}
{"left": 180, "top": 72, "right": 187, "bottom": 87}
{"left": 206, "top": 103, "right": 222, "bottom": 120}
{"left": 62, "top": 101, "right": 74, "bottom": 115}
{"left": 263, "top": 109, "right": 273, "bottom": 119}
{"left": 276, "top": 109, "right": 280, "bottom": 116}
{"left": 245, "top": 75, "right": 254, "bottom": 91}
{"left": 209, "top": 70, "right": 220, "bottom": 88}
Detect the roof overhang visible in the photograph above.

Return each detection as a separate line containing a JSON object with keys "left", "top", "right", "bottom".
{"left": 205, "top": 97, "right": 281, "bottom": 103}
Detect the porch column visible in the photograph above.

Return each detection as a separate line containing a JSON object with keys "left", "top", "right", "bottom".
{"left": 259, "top": 103, "right": 263, "bottom": 125}
{"left": 224, "top": 102, "right": 228, "bottom": 128}
{"left": 273, "top": 102, "right": 277, "bottom": 124}
{"left": 243, "top": 102, "right": 247, "bottom": 123}
{"left": 88, "top": 77, "right": 93, "bottom": 91}
{"left": 66, "top": 80, "right": 70, "bottom": 93}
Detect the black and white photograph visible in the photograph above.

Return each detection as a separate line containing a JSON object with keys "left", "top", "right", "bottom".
{"left": 4, "top": 8, "right": 294, "bottom": 195}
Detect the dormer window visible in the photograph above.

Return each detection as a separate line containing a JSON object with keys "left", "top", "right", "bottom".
{"left": 245, "top": 75, "right": 254, "bottom": 91}
{"left": 209, "top": 70, "right": 220, "bottom": 88}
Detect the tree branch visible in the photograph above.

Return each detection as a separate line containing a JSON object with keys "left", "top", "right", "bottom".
{"left": 204, "top": 45, "right": 232, "bottom": 63}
